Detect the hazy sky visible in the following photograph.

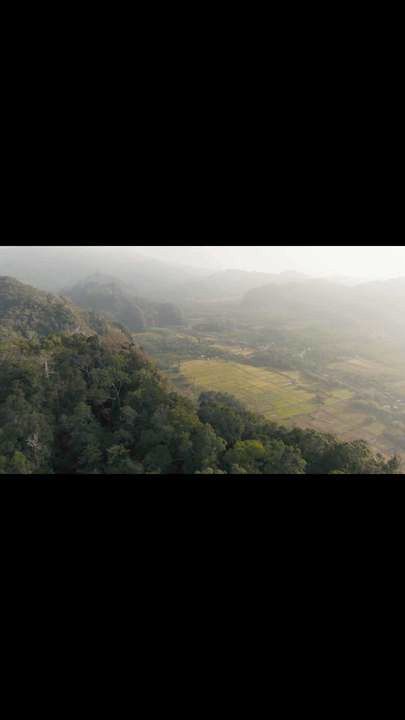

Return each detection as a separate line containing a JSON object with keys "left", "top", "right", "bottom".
{"left": 134, "top": 246, "right": 405, "bottom": 279}
{"left": 4, "top": 245, "right": 404, "bottom": 280}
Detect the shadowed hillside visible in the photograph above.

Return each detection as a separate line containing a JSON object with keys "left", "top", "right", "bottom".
{"left": 0, "top": 276, "right": 131, "bottom": 344}
{"left": 0, "top": 276, "right": 400, "bottom": 476}
{"left": 63, "top": 275, "right": 185, "bottom": 331}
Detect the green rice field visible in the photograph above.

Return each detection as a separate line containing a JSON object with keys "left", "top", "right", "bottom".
{"left": 178, "top": 359, "right": 404, "bottom": 459}
{"left": 180, "top": 360, "right": 318, "bottom": 420}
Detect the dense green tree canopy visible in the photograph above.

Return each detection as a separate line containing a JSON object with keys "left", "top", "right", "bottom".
{"left": 0, "top": 337, "right": 400, "bottom": 475}
{"left": 0, "top": 278, "right": 401, "bottom": 476}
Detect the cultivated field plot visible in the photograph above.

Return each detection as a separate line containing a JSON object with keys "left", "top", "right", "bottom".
{"left": 388, "top": 381, "right": 405, "bottom": 401}
{"left": 180, "top": 360, "right": 319, "bottom": 420}
{"left": 323, "top": 388, "right": 354, "bottom": 405}
{"left": 329, "top": 357, "right": 388, "bottom": 376}
{"left": 328, "top": 354, "right": 405, "bottom": 385}
{"left": 294, "top": 408, "right": 405, "bottom": 459}
{"left": 178, "top": 359, "right": 405, "bottom": 459}
{"left": 209, "top": 343, "right": 255, "bottom": 357}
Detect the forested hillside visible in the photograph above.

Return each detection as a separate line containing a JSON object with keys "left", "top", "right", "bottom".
{"left": 0, "top": 277, "right": 400, "bottom": 475}
{"left": 0, "top": 276, "right": 121, "bottom": 340}
{"left": 64, "top": 275, "right": 185, "bottom": 332}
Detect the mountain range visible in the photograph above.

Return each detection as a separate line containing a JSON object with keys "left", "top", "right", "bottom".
{"left": 0, "top": 246, "right": 363, "bottom": 303}
{"left": 0, "top": 246, "right": 211, "bottom": 298}
{"left": 241, "top": 275, "right": 405, "bottom": 334}
{"left": 0, "top": 274, "right": 399, "bottom": 475}
{"left": 2, "top": 246, "right": 405, "bottom": 334}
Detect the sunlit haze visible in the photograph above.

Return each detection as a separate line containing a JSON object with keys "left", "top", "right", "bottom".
{"left": 2, "top": 243, "right": 405, "bottom": 475}
{"left": 134, "top": 245, "right": 405, "bottom": 279}
{"left": 2, "top": 245, "right": 404, "bottom": 279}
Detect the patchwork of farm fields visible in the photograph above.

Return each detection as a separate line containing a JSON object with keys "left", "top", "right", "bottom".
{"left": 178, "top": 359, "right": 405, "bottom": 459}
{"left": 180, "top": 360, "right": 319, "bottom": 420}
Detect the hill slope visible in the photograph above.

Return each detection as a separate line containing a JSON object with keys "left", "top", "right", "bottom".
{"left": 63, "top": 275, "right": 185, "bottom": 332}
{"left": 0, "top": 276, "right": 130, "bottom": 344}
{"left": 0, "top": 277, "right": 400, "bottom": 475}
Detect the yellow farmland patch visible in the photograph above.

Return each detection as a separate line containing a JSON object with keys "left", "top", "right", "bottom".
{"left": 324, "top": 388, "right": 354, "bottom": 404}
{"left": 180, "top": 360, "right": 318, "bottom": 420}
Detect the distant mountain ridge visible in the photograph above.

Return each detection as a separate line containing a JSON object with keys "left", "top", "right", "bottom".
{"left": 241, "top": 275, "right": 405, "bottom": 333}
{"left": 167, "top": 268, "right": 310, "bottom": 302}
{"left": 0, "top": 246, "right": 210, "bottom": 298}
{"left": 0, "top": 275, "right": 401, "bottom": 476}
{"left": 63, "top": 274, "right": 185, "bottom": 332}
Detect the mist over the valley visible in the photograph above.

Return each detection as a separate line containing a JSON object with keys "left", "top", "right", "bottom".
{"left": 1, "top": 246, "right": 405, "bottom": 335}
{"left": 1, "top": 245, "right": 405, "bottom": 474}
{"left": 2, "top": 244, "right": 405, "bottom": 282}
{"left": 128, "top": 245, "right": 405, "bottom": 280}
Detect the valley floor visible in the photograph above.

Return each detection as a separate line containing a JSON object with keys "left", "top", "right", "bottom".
{"left": 133, "top": 327, "right": 405, "bottom": 464}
